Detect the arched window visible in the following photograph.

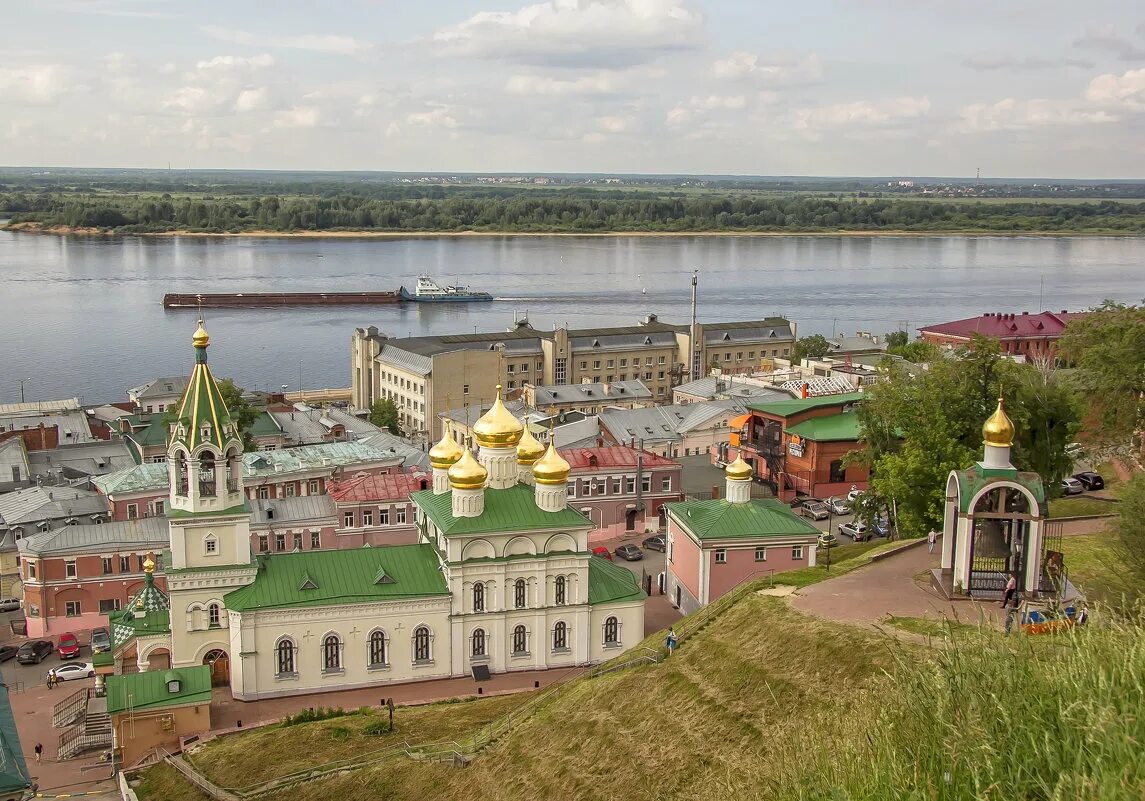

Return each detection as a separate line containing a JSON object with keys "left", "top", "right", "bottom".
{"left": 471, "top": 628, "right": 486, "bottom": 658}
{"left": 322, "top": 634, "right": 341, "bottom": 672}
{"left": 199, "top": 452, "right": 216, "bottom": 497}
{"left": 514, "top": 578, "right": 527, "bottom": 609}
{"left": 512, "top": 624, "right": 528, "bottom": 655}
{"left": 413, "top": 626, "right": 432, "bottom": 663}
{"left": 473, "top": 582, "right": 485, "bottom": 613}
{"left": 552, "top": 621, "right": 567, "bottom": 651}
{"left": 368, "top": 630, "right": 387, "bottom": 667}
{"left": 276, "top": 639, "right": 295, "bottom": 676}
{"left": 604, "top": 616, "right": 620, "bottom": 646}
{"left": 555, "top": 575, "right": 566, "bottom": 606}
{"left": 208, "top": 603, "right": 221, "bottom": 628}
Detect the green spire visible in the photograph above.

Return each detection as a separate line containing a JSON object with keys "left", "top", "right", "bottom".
{"left": 169, "top": 317, "right": 240, "bottom": 453}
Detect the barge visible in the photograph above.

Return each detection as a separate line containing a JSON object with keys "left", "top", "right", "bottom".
{"left": 399, "top": 275, "right": 494, "bottom": 303}
{"left": 163, "top": 291, "right": 402, "bottom": 309}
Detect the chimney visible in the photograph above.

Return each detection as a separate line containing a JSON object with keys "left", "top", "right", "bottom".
{"left": 711, "top": 485, "right": 720, "bottom": 499}
{"left": 800, "top": 383, "right": 809, "bottom": 399}
{"left": 596, "top": 436, "right": 604, "bottom": 448}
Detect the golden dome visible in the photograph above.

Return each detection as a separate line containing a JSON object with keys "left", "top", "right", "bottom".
{"left": 448, "top": 448, "right": 487, "bottom": 490}
{"left": 472, "top": 388, "right": 524, "bottom": 447}
{"left": 143, "top": 556, "right": 155, "bottom": 574}
{"left": 517, "top": 426, "right": 545, "bottom": 464}
{"left": 982, "top": 397, "right": 1014, "bottom": 447}
{"left": 192, "top": 320, "right": 210, "bottom": 348}
{"left": 532, "top": 442, "right": 571, "bottom": 486}
{"left": 725, "top": 455, "right": 753, "bottom": 481}
{"left": 429, "top": 427, "right": 464, "bottom": 470}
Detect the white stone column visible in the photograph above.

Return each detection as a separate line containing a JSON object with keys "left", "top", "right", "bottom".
{"left": 535, "top": 484, "right": 567, "bottom": 513}
{"left": 452, "top": 487, "right": 484, "bottom": 518}
{"left": 432, "top": 466, "right": 450, "bottom": 494}
{"left": 953, "top": 518, "right": 973, "bottom": 593}
{"left": 725, "top": 477, "right": 751, "bottom": 504}
{"left": 1024, "top": 519, "right": 1042, "bottom": 593}
{"left": 479, "top": 446, "right": 517, "bottom": 489}
{"left": 982, "top": 443, "right": 1012, "bottom": 470}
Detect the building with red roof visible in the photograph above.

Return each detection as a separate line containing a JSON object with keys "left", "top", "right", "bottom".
{"left": 918, "top": 311, "right": 1085, "bottom": 360}
{"left": 561, "top": 446, "right": 682, "bottom": 544}
{"left": 326, "top": 470, "right": 430, "bottom": 547}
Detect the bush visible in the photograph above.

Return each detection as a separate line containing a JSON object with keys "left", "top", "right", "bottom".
{"left": 282, "top": 706, "right": 353, "bottom": 727}
{"left": 363, "top": 720, "right": 391, "bottom": 736}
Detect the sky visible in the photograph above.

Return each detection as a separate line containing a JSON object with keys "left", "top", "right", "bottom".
{"left": 2, "top": 0, "right": 1144, "bottom": 178}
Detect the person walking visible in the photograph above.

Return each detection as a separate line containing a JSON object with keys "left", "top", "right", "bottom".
{"left": 1001, "top": 572, "right": 1018, "bottom": 608}
{"left": 665, "top": 629, "right": 678, "bottom": 656}
{"left": 33, "top": 743, "right": 42, "bottom": 763}
{"left": 927, "top": 530, "right": 937, "bottom": 554}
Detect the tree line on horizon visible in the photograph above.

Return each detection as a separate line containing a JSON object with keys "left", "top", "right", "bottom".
{"left": 3, "top": 191, "right": 1145, "bottom": 233}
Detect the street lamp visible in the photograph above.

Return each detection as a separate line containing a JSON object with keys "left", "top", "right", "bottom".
{"left": 19, "top": 378, "right": 30, "bottom": 404}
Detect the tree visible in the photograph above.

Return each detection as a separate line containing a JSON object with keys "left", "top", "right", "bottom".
{"left": 218, "top": 378, "right": 259, "bottom": 451}
{"left": 1059, "top": 301, "right": 1145, "bottom": 449}
{"left": 791, "top": 334, "right": 832, "bottom": 364}
{"left": 369, "top": 398, "right": 400, "bottom": 434}
{"left": 1112, "top": 472, "right": 1145, "bottom": 603}
{"left": 885, "top": 330, "right": 909, "bottom": 349}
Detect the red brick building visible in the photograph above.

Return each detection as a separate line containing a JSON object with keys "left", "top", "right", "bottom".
{"left": 561, "top": 446, "right": 683, "bottom": 543}
{"left": 918, "top": 311, "right": 1085, "bottom": 360}
{"left": 326, "top": 470, "right": 430, "bottom": 547}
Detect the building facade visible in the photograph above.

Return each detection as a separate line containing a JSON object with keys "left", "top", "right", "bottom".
{"left": 918, "top": 311, "right": 1085, "bottom": 361}
{"left": 562, "top": 447, "right": 682, "bottom": 542}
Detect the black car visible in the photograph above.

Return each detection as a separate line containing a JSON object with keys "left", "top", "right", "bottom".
{"left": 16, "top": 640, "right": 53, "bottom": 665}
{"left": 1072, "top": 471, "right": 1105, "bottom": 491}
{"left": 0, "top": 645, "right": 18, "bottom": 663}
{"left": 642, "top": 535, "right": 666, "bottom": 552}
{"left": 615, "top": 544, "right": 644, "bottom": 561}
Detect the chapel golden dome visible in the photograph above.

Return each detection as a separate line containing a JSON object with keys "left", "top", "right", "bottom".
{"left": 143, "top": 556, "right": 155, "bottom": 574}
{"left": 448, "top": 448, "right": 487, "bottom": 490}
{"left": 472, "top": 388, "right": 524, "bottom": 447}
{"left": 192, "top": 320, "right": 210, "bottom": 348}
{"left": 517, "top": 426, "right": 545, "bottom": 464}
{"left": 725, "top": 455, "right": 753, "bottom": 481}
{"left": 429, "top": 427, "right": 464, "bottom": 470}
{"left": 982, "top": 397, "right": 1015, "bottom": 447}
{"left": 532, "top": 442, "right": 571, "bottom": 486}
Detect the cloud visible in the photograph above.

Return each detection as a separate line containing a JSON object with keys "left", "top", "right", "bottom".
{"left": 0, "top": 65, "right": 77, "bottom": 104}
{"left": 596, "top": 114, "right": 632, "bottom": 133}
{"left": 711, "top": 51, "right": 823, "bottom": 85}
{"left": 1072, "top": 24, "right": 1145, "bottom": 61}
{"left": 432, "top": 0, "right": 703, "bottom": 68}
{"left": 958, "top": 98, "right": 1118, "bottom": 132}
{"left": 962, "top": 55, "right": 1094, "bottom": 71}
{"left": 189, "top": 54, "right": 275, "bottom": 79}
{"left": 791, "top": 96, "right": 930, "bottom": 130}
{"left": 200, "top": 24, "right": 371, "bottom": 55}
{"left": 234, "top": 87, "right": 270, "bottom": 112}
{"left": 1085, "top": 67, "right": 1145, "bottom": 111}
{"left": 665, "top": 94, "right": 745, "bottom": 130}
{"left": 505, "top": 72, "right": 619, "bottom": 95}
{"left": 44, "top": 0, "right": 177, "bottom": 19}
{"left": 274, "top": 106, "right": 321, "bottom": 128}
{"left": 406, "top": 106, "right": 459, "bottom": 129}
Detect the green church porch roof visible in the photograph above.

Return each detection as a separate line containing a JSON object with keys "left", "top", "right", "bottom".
{"left": 952, "top": 466, "right": 1047, "bottom": 516}
{"left": 413, "top": 483, "right": 592, "bottom": 536}
{"left": 666, "top": 497, "right": 822, "bottom": 541}
{"left": 106, "top": 665, "right": 213, "bottom": 715}
{"left": 587, "top": 556, "right": 645, "bottom": 605}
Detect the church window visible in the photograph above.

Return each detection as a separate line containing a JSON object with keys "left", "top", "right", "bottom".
{"left": 322, "top": 634, "right": 342, "bottom": 672}
{"left": 555, "top": 576, "right": 566, "bottom": 606}
{"left": 275, "top": 533, "right": 286, "bottom": 551}
{"left": 473, "top": 582, "right": 485, "bottom": 613}
{"left": 552, "top": 622, "right": 568, "bottom": 652}
{"left": 208, "top": 603, "right": 220, "bottom": 628}
{"left": 604, "top": 616, "right": 620, "bottom": 647}
{"left": 204, "top": 535, "right": 217, "bottom": 555}
{"left": 199, "top": 452, "right": 216, "bottom": 497}
{"left": 512, "top": 625, "right": 528, "bottom": 656}
{"left": 471, "top": 628, "right": 487, "bottom": 658}
{"left": 514, "top": 579, "right": 527, "bottom": 609}
{"left": 413, "top": 626, "right": 432, "bottom": 663}
{"left": 368, "top": 630, "right": 387, "bottom": 667}
{"left": 276, "top": 638, "right": 296, "bottom": 676}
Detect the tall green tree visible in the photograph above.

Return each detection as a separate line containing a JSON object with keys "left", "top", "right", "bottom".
{"left": 792, "top": 334, "right": 832, "bottom": 363}
{"left": 369, "top": 398, "right": 400, "bottom": 434}
{"left": 1112, "top": 472, "right": 1145, "bottom": 604}
{"left": 218, "top": 378, "right": 259, "bottom": 451}
{"left": 885, "top": 330, "right": 908, "bottom": 349}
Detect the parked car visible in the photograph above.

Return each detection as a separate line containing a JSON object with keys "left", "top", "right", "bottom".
{"left": 817, "top": 532, "right": 839, "bottom": 549}
{"left": 90, "top": 627, "right": 111, "bottom": 654}
{"left": 47, "top": 662, "right": 95, "bottom": 682}
{"left": 1072, "top": 471, "right": 1105, "bottom": 491}
{"left": 0, "top": 645, "right": 18, "bottom": 663}
{"left": 826, "top": 498, "right": 851, "bottom": 515}
{"left": 0, "top": 598, "right": 21, "bottom": 612}
{"left": 1061, "top": 477, "right": 1085, "bottom": 496}
{"left": 57, "top": 632, "right": 81, "bottom": 659}
{"left": 17, "top": 640, "right": 53, "bottom": 664}
{"left": 798, "top": 500, "right": 830, "bottom": 521}
{"left": 615, "top": 544, "right": 644, "bottom": 561}
{"left": 838, "top": 521, "right": 872, "bottom": 542}
{"left": 591, "top": 546, "right": 614, "bottom": 561}
{"left": 846, "top": 487, "right": 864, "bottom": 503}
{"left": 642, "top": 534, "right": 666, "bottom": 552}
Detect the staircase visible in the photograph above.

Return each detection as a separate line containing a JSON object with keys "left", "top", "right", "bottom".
{"left": 57, "top": 695, "right": 112, "bottom": 760}
{"left": 52, "top": 687, "right": 91, "bottom": 728}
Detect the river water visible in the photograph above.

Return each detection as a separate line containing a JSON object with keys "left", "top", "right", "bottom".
{"left": 1, "top": 231, "right": 1142, "bottom": 404}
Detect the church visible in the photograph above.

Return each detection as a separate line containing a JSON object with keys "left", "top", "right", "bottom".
{"left": 105, "top": 320, "right": 645, "bottom": 700}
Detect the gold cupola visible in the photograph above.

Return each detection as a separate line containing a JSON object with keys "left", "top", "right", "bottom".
{"left": 448, "top": 448, "right": 488, "bottom": 490}
{"left": 982, "top": 397, "right": 1014, "bottom": 447}
{"left": 472, "top": 387, "right": 524, "bottom": 448}
{"left": 192, "top": 318, "right": 210, "bottom": 349}
{"left": 725, "top": 455, "right": 753, "bottom": 480}
{"left": 532, "top": 442, "right": 571, "bottom": 486}
{"left": 517, "top": 425, "right": 545, "bottom": 464}
{"left": 429, "top": 427, "right": 464, "bottom": 470}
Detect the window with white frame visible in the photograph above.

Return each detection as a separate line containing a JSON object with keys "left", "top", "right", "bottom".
{"left": 380, "top": 508, "right": 390, "bottom": 525}
{"left": 661, "top": 476, "right": 672, "bottom": 491}
{"left": 344, "top": 511, "right": 355, "bottom": 528}
{"left": 473, "top": 581, "right": 485, "bottom": 613}
{"left": 755, "top": 547, "right": 767, "bottom": 562}
{"left": 792, "top": 546, "right": 804, "bottom": 560}
{"left": 552, "top": 621, "right": 568, "bottom": 651}
{"left": 625, "top": 477, "right": 636, "bottom": 493}
{"left": 612, "top": 478, "right": 621, "bottom": 493}
{"left": 308, "top": 479, "right": 320, "bottom": 494}
{"left": 603, "top": 616, "right": 620, "bottom": 646}
{"left": 396, "top": 508, "right": 406, "bottom": 524}
{"left": 555, "top": 575, "right": 566, "bottom": 606}
{"left": 285, "top": 483, "right": 295, "bottom": 497}
{"left": 368, "top": 630, "right": 387, "bottom": 667}
{"left": 413, "top": 626, "right": 432, "bottom": 663}
{"left": 276, "top": 638, "right": 296, "bottom": 676}
{"left": 566, "top": 482, "right": 576, "bottom": 497}
{"left": 514, "top": 578, "right": 527, "bottom": 609}
{"left": 471, "top": 628, "right": 487, "bottom": 658}
{"left": 715, "top": 548, "right": 727, "bottom": 564}
{"left": 641, "top": 476, "right": 651, "bottom": 492}
{"left": 258, "top": 486, "right": 270, "bottom": 499}
{"left": 512, "top": 624, "right": 528, "bottom": 655}
{"left": 208, "top": 603, "right": 221, "bottom": 628}
{"left": 65, "top": 560, "right": 77, "bottom": 578}
{"left": 310, "top": 530, "right": 321, "bottom": 549}
{"left": 322, "top": 634, "right": 342, "bottom": 672}
{"left": 204, "top": 535, "right": 217, "bottom": 554}
{"left": 362, "top": 510, "right": 373, "bottom": 526}
{"left": 65, "top": 600, "right": 81, "bottom": 616}
{"left": 275, "top": 533, "right": 286, "bottom": 551}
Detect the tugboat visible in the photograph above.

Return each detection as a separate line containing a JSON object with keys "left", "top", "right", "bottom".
{"left": 399, "top": 275, "right": 494, "bottom": 303}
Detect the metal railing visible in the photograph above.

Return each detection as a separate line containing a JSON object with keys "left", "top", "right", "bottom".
{"left": 52, "top": 687, "right": 90, "bottom": 728}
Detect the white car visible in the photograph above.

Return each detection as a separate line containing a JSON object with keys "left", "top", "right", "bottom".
{"left": 48, "top": 662, "right": 95, "bottom": 682}
{"left": 847, "top": 488, "right": 863, "bottom": 503}
{"left": 838, "top": 521, "right": 871, "bottom": 542}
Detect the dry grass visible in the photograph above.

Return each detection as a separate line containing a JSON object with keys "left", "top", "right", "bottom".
{"left": 1058, "top": 533, "right": 1131, "bottom": 606}
{"left": 133, "top": 762, "right": 211, "bottom": 801}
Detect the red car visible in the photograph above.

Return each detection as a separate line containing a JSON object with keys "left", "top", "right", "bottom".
{"left": 591, "top": 546, "right": 613, "bottom": 561}
{"left": 57, "top": 632, "right": 81, "bottom": 660}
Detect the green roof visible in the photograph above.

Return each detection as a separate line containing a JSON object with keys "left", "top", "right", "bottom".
{"left": 105, "top": 665, "right": 213, "bottom": 715}
{"left": 413, "top": 483, "right": 592, "bottom": 536}
{"left": 249, "top": 410, "right": 283, "bottom": 437}
{"left": 166, "top": 501, "right": 249, "bottom": 520}
{"left": 0, "top": 666, "right": 30, "bottom": 793}
{"left": 587, "top": 556, "right": 645, "bottom": 605}
{"left": 785, "top": 410, "right": 862, "bottom": 442}
{"left": 111, "top": 609, "right": 171, "bottom": 650}
{"left": 169, "top": 339, "right": 241, "bottom": 454}
{"left": 92, "top": 651, "right": 114, "bottom": 668}
{"left": 667, "top": 497, "right": 822, "bottom": 541}
{"left": 223, "top": 543, "right": 448, "bottom": 612}
{"left": 953, "top": 466, "right": 1047, "bottom": 515}
{"left": 747, "top": 392, "right": 864, "bottom": 419}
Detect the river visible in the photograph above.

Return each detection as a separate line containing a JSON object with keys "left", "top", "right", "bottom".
{"left": 1, "top": 231, "right": 1142, "bottom": 404}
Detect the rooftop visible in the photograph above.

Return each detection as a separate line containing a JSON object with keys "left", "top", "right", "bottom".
{"left": 0, "top": 398, "right": 81, "bottom": 416}
{"left": 28, "top": 440, "right": 136, "bottom": 479}
{"left": 105, "top": 665, "right": 212, "bottom": 715}
{"left": 0, "top": 485, "right": 108, "bottom": 528}
{"left": 667, "top": 497, "right": 822, "bottom": 541}
{"left": 673, "top": 376, "right": 790, "bottom": 402}
{"left": 414, "top": 483, "right": 591, "bottom": 536}
{"left": 93, "top": 461, "right": 169, "bottom": 496}
{"left": 785, "top": 411, "right": 863, "bottom": 443}
{"left": 327, "top": 470, "right": 431, "bottom": 503}
{"left": 18, "top": 516, "right": 168, "bottom": 557}
{"left": 223, "top": 543, "right": 449, "bottom": 612}
{"left": 530, "top": 380, "right": 652, "bottom": 406}
{"left": 598, "top": 400, "right": 753, "bottom": 444}
{"left": 560, "top": 446, "right": 679, "bottom": 471}
{"left": 919, "top": 311, "right": 1085, "bottom": 340}
{"left": 587, "top": 556, "right": 645, "bottom": 605}
{"left": 0, "top": 411, "right": 94, "bottom": 444}
{"left": 128, "top": 375, "right": 189, "bottom": 401}
{"left": 748, "top": 392, "right": 865, "bottom": 419}
{"left": 777, "top": 377, "right": 859, "bottom": 397}
{"left": 110, "top": 608, "right": 172, "bottom": 650}
{"left": 701, "top": 319, "right": 794, "bottom": 343}
{"left": 249, "top": 495, "right": 339, "bottom": 526}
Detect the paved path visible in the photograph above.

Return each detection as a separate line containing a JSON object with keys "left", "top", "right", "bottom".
{"left": 790, "top": 543, "right": 1005, "bottom": 628}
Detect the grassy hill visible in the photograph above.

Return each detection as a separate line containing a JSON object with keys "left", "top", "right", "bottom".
{"left": 136, "top": 588, "right": 1145, "bottom": 801}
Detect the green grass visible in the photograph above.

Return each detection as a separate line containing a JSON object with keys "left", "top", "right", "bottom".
{"left": 1048, "top": 495, "right": 1120, "bottom": 518}
{"left": 1058, "top": 533, "right": 1131, "bottom": 605}
{"left": 883, "top": 615, "right": 976, "bottom": 638}
{"left": 133, "top": 762, "right": 211, "bottom": 801}
{"left": 775, "top": 538, "right": 902, "bottom": 587}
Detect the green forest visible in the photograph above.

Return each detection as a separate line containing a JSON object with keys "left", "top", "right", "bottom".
{"left": 4, "top": 190, "right": 1145, "bottom": 234}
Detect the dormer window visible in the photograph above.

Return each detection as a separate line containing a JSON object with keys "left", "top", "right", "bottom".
{"left": 200, "top": 422, "right": 212, "bottom": 441}
{"left": 167, "top": 678, "right": 180, "bottom": 693}
{"left": 204, "top": 534, "right": 218, "bottom": 555}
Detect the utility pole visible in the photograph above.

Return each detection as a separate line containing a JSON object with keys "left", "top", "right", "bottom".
{"left": 690, "top": 270, "right": 700, "bottom": 381}
{"left": 19, "top": 378, "right": 30, "bottom": 404}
